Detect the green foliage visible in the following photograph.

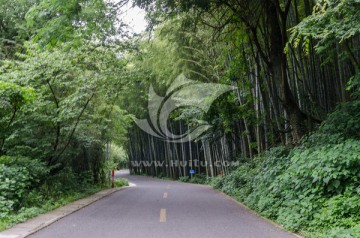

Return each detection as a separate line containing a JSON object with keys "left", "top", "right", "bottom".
{"left": 25, "top": 0, "right": 123, "bottom": 47}
{"left": 211, "top": 100, "right": 360, "bottom": 237}
{"left": 274, "top": 139, "right": 360, "bottom": 232}
{"left": 209, "top": 175, "right": 224, "bottom": 189}
{"left": 317, "top": 100, "right": 360, "bottom": 139}
{"left": 0, "top": 81, "right": 35, "bottom": 110}
{"left": 0, "top": 184, "right": 103, "bottom": 231}
{"left": 0, "top": 41, "right": 129, "bottom": 164}
{"left": 0, "top": 0, "right": 133, "bottom": 229}
{"left": 0, "top": 0, "right": 135, "bottom": 231}
{"left": 0, "top": 156, "right": 48, "bottom": 217}
{"left": 290, "top": 0, "right": 360, "bottom": 49}
{"left": 189, "top": 173, "right": 207, "bottom": 184}
{"left": 347, "top": 73, "right": 360, "bottom": 96}
{"left": 0, "top": 0, "right": 39, "bottom": 59}
{"left": 0, "top": 81, "right": 36, "bottom": 154}
{"left": 1, "top": 0, "right": 360, "bottom": 235}
{"left": 290, "top": 0, "right": 360, "bottom": 95}
{"left": 0, "top": 164, "right": 20, "bottom": 216}
{"left": 113, "top": 178, "right": 129, "bottom": 188}
{"left": 178, "top": 174, "right": 208, "bottom": 184}
{"left": 111, "top": 144, "right": 129, "bottom": 169}
{"left": 0, "top": 153, "right": 108, "bottom": 231}
{"left": 178, "top": 176, "right": 190, "bottom": 183}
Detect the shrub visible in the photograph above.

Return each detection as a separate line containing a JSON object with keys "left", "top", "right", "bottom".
{"left": 0, "top": 156, "right": 48, "bottom": 216}
{"left": 189, "top": 174, "right": 207, "bottom": 184}
{"left": 178, "top": 176, "right": 190, "bottom": 183}
{"left": 209, "top": 176, "right": 224, "bottom": 189}
{"left": 319, "top": 100, "right": 360, "bottom": 140}
{"left": 113, "top": 178, "right": 129, "bottom": 187}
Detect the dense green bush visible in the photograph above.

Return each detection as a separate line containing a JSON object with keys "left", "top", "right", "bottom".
{"left": 113, "top": 178, "right": 129, "bottom": 187}
{"left": 318, "top": 100, "right": 360, "bottom": 140}
{"left": 0, "top": 154, "right": 112, "bottom": 231}
{"left": 189, "top": 174, "right": 207, "bottom": 184}
{"left": 0, "top": 156, "right": 48, "bottom": 217}
{"left": 178, "top": 176, "right": 190, "bottom": 182}
{"left": 0, "top": 164, "right": 30, "bottom": 216}
{"left": 178, "top": 174, "right": 208, "bottom": 184}
{"left": 0, "top": 185, "right": 103, "bottom": 231}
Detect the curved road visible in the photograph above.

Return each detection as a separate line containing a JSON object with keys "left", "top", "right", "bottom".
{"left": 29, "top": 171, "right": 298, "bottom": 238}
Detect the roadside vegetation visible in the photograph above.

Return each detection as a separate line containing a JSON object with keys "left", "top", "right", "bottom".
{"left": 0, "top": 0, "right": 130, "bottom": 230}
{"left": 114, "top": 178, "right": 129, "bottom": 188}
{"left": 1, "top": 0, "right": 360, "bottom": 236}
{"left": 167, "top": 98, "right": 360, "bottom": 237}
{"left": 209, "top": 99, "right": 360, "bottom": 237}
{"left": 174, "top": 100, "right": 360, "bottom": 237}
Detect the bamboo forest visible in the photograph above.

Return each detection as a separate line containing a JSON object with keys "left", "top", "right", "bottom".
{"left": 1, "top": 0, "right": 360, "bottom": 237}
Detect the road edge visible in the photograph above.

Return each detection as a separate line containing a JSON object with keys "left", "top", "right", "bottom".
{"left": 0, "top": 186, "right": 130, "bottom": 238}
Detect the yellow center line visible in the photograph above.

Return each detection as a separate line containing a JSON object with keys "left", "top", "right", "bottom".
{"left": 163, "top": 192, "right": 168, "bottom": 199}
{"left": 160, "top": 208, "right": 167, "bottom": 223}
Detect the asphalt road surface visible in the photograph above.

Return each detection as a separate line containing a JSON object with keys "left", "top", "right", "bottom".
{"left": 29, "top": 170, "right": 298, "bottom": 238}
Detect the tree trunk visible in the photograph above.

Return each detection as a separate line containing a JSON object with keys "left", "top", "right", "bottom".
{"left": 267, "top": 1, "right": 306, "bottom": 141}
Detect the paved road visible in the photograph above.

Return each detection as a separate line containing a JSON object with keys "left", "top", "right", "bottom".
{"left": 29, "top": 171, "right": 298, "bottom": 238}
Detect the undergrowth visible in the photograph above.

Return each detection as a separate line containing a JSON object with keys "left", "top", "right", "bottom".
{"left": 209, "top": 99, "right": 360, "bottom": 238}
{"left": 0, "top": 159, "right": 124, "bottom": 231}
